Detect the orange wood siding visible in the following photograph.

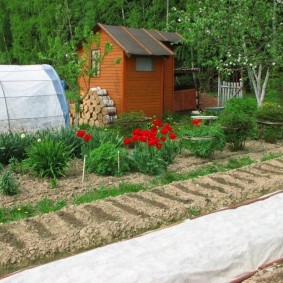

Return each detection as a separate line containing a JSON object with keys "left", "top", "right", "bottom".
{"left": 173, "top": 89, "right": 197, "bottom": 111}
{"left": 124, "top": 56, "right": 163, "bottom": 119}
{"left": 78, "top": 30, "right": 124, "bottom": 114}
{"left": 162, "top": 56, "right": 174, "bottom": 112}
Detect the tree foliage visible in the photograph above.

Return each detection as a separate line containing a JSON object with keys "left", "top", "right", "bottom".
{"left": 0, "top": 0, "right": 282, "bottom": 106}
{"left": 171, "top": 0, "right": 283, "bottom": 105}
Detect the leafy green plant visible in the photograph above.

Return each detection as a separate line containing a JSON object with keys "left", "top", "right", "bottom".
{"left": 0, "top": 170, "right": 20, "bottom": 196}
{"left": 159, "top": 139, "right": 181, "bottom": 165}
{"left": 86, "top": 143, "right": 129, "bottom": 176}
{"left": 129, "top": 142, "right": 168, "bottom": 175}
{"left": 224, "top": 97, "right": 257, "bottom": 117}
{"left": 180, "top": 125, "right": 225, "bottom": 157}
{"left": 219, "top": 98, "right": 257, "bottom": 151}
{"left": 0, "top": 132, "right": 35, "bottom": 165}
{"left": 23, "top": 139, "right": 73, "bottom": 179}
{"left": 262, "top": 125, "right": 279, "bottom": 144}
{"left": 81, "top": 127, "right": 123, "bottom": 156}
{"left": 256, "top": 102, "right": 283, "bottom": 123}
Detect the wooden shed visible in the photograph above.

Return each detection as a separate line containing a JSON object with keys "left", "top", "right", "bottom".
{"left": 78, "top": 23, "right": 196, "bottom": 119}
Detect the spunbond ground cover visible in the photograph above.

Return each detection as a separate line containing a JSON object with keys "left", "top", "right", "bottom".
{"left": 0, "top": 140, "right": 283, "bottom": 277}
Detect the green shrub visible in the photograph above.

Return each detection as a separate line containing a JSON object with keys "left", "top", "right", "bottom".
{"left": 256, "top": 102, "right": 283, "bottom": 123}
{"left": 0, "top": 132, "right": 35, "bottom": 165}
{"left": 224, "top": 97, "right": 258, "bottom": 117}
{"left": 219, "top": 98, "right": 257, "bottom": 151}
{"left": 23, "top": 139, "right": 73, "bottom": 179}
{"left": 0, "top": 170, "right": 20, "bottom": 196}
{"left": 262, "top": 125, "right": 279, "bottom": 144}
{"left": 129, "top": 143, "right": 168, "bottom": 175}
{"left": 86, "top": 143, "right": 129, "bottom": 176}
{"left": 181, "top": 125, "right": 225, "bottom": 157}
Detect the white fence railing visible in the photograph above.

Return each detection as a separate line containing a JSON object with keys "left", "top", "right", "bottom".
{"left": 218, "top": 78, "right": 243, "bottom": 107}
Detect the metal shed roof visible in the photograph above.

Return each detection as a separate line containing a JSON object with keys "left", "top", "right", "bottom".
{"left": 98, "top": 23, "right": 183, "bottom": 56}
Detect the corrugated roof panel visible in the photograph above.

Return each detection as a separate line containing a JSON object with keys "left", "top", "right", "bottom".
{"left": 125, "top": 27, "right": 173, "bottom": 56}
{"left": 157, "top": 31, "right": 184, "bottom": 43}
{"left": 101, "top": 24, "right": 149, "bottom": 55}
{"left": 147, "top": 30, "right": 167, "bottom": 41}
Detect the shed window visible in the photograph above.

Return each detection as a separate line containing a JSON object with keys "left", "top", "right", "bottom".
{"left": 91, "top": 49, "right": 100, "bottom": 76}
{"left": 136, "top": 57, "right": 153, "bottom": 71}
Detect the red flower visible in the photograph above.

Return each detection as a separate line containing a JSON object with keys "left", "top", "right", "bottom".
{"left": 153, "top": 120, "right": 163, "bottom": 127}
{"left": 132, "top": 128, "right": 142, "bottom": 136}
{"left": 148, "top": 137, "right": 159, "bottom": 146}
{"left": 160, "top": 136, "right": 166, "bottom": 142}
{"left": 138, "top": 136, "right": 147, "bottom": 142}
{"left": 164, "top": 123, "right": 173, "bottom": 132}
{"left": 132, "top": 135, "right": 139, "bottom": 142}
{"left": 83, "top": 134, "right": 92, "bottom": 142}
{"left": 192, "top": 119, "right": 202, "bottom": 125}
{"left": 141, "top": 130, "right": 150, "bottom": 137}
{"left": 156, "top": 143, "right": 163, "bottom": 149}
{"left": 123, "top": 138, "right": 131, "bottom": 145}
{"left": 160, "top": 127, "right": 169, "bottom": 135}
{"left": 169, "top": 133, "right": 177, "bottom": 140}
{"left": 151, "top": 126, "right": 158, "bottom": 133}
{"left": 76, "top": 130, "right": 85, "bottom": 138}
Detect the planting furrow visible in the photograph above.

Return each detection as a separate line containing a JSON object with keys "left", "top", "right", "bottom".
{"left": 38, "top": 213, "right": 78, "bottom": 236}
{"left": 0, "top": 226, "right": 25, "bottom": 250}
{"left": 261, "top": 162, "right": 283, "bottom": 171}
{"left": 274, "top": 158, "right": 283, "bottom": 164}
{"left": 107, "top": 199, "right": 150, "bottom": 218}
{"left": 126, "top": 193, "right": 168, "bottom": 210}
{"left": 252, "top": 163, "right": 281, "bottom": 174}
{"left": 150, "top": 187, "right": 195, "bottom": 205}
{"left": 193, "top": 181, "right": 227, "bottom": 194}
{"left": 173, "top": 183, "right": 207, "bottom": 198}
{"left": 55, "top": 211, "right": 85, "bottom": 229}
{"left": 208, "top": 176, "right": 245, "bottom": 189}
{"left": 229, "top": 172, "right": 256, "bottom": 184}
{"left": 25, "top": 218, "right": 53, "bottom": 238}
{"left": 236, "top": 168, "right": 270, "bottom": 178}
{"left": 82, "top": 205, "right": 118, "bottom": 223}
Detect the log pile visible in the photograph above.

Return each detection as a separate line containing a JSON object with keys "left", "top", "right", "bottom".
{"left": 69, "top": 87, "right": 117, "bottom": 127}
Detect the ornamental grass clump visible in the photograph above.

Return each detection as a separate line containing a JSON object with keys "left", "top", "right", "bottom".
{"left": 23, "top": 139, "right": 73, "bottom": 179}
{"left": 124, "top": 120, "right": 179, "bottom": 175}
{"left": 0, "top": 132, "right": 35, "bottom": 165}
{"left": 0, "top": 170, "right": 20, "bottom": 196}
{"left": 86, "top": 143, "right": 129, "bottom": 176}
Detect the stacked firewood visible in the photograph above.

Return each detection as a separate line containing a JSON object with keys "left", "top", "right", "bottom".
{"left": 69, "top": 87, "right": 117, "bottom": 127}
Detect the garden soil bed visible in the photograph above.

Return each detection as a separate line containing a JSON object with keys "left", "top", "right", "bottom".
{"left": 1, "top": 140, "right": 283, "bottom": 281}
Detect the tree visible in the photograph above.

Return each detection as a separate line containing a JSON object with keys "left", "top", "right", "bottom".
{"left": 171, "top": 0, "right": 283, "bottom": 106}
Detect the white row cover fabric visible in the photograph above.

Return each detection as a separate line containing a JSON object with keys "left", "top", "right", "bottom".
{"left": 1, "top": 192, "right": 282, "bottom": 283}
{"left": 0, "top": 64, "right": 69, "bottom": 133}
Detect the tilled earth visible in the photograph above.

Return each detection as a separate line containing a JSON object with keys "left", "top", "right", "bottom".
{"left": 0, "top": 140, "right": 283, "bottom": 281}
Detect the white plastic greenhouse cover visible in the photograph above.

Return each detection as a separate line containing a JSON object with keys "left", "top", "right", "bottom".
{"left": 0, "top": 64, "right": 70, "bottom": 133}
